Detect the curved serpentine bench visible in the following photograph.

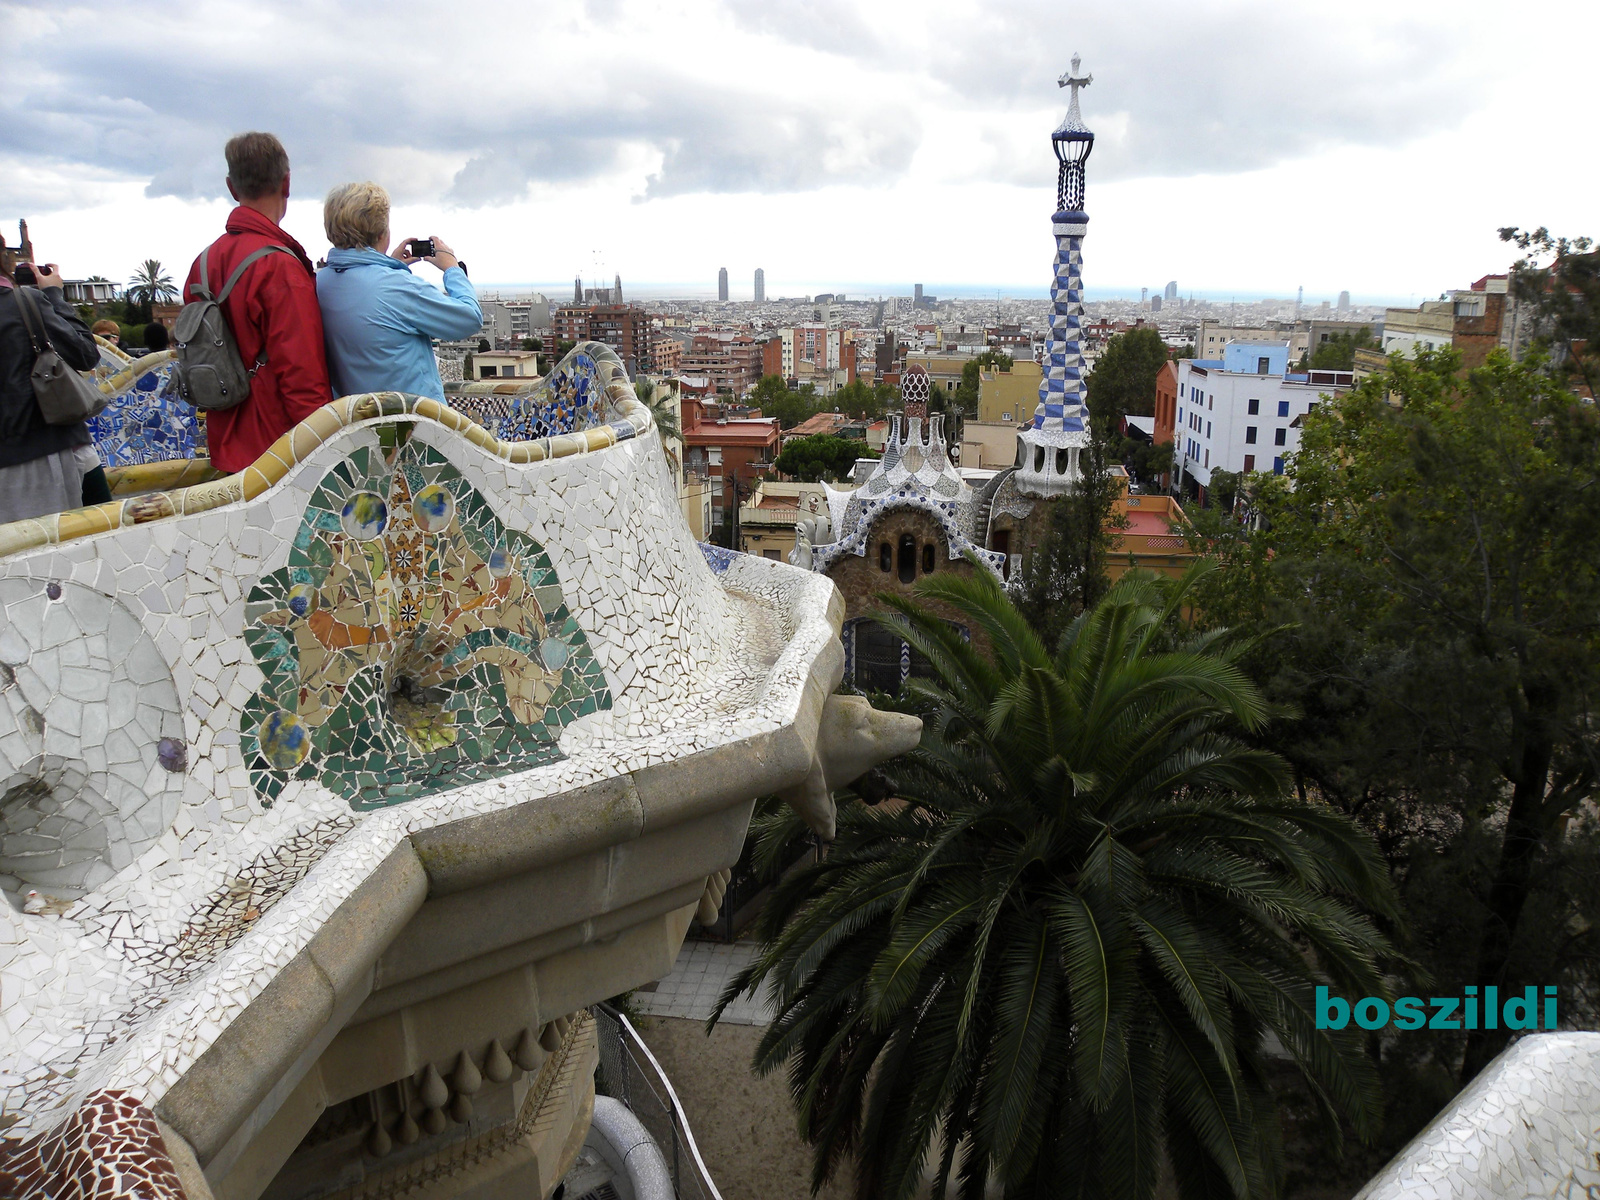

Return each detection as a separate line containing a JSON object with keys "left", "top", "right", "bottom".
{"left": 0, "top": 342, "right": 919, "bottom": 1199}
{"left": 1353, "top": 1033, "right": 1600, "bottom": 1199}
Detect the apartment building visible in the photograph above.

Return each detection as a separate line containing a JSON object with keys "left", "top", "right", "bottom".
{"left": 550, "top": 304, "right": 650, "bottom": 374}
{"left": 1195, "top": 319, "right": 1310, "bottom": 363}
{"left": 1381, "top": 301, "right": 1454, "bottom": 357}
{"left": 478, "top": 294, "right": 551, "bottom": 347}
{"left": 778, "top": 325, "right": 858, "bottom": 390}
{"left": 1174, "top": 342, "right": 1353, "bottom": 496}
{"left": 649, "top": 335, "right": 683, "bottom": 374}
{"left": 681, "top": 395, "right": 780, "bottom": 530}
{"left": 903, "top": 350, "right": 974, "bottom": 396}
{"left": 976, "top": 359, "right": 1042, "bottom": 423}
{"left": 680, "top": 332, "right": 762, "bottom": 396}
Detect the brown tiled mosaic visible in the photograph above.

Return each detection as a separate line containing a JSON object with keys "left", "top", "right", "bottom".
{"left": 0, "top": 1089, "right": 188, "bottom": 1200}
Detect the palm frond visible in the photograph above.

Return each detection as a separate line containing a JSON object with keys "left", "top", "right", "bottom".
{"left": 729, "top": 548, "right": 1396, "bottom": 1197}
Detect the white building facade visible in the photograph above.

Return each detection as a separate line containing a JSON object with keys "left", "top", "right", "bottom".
{"left": 1174, "top": 341, "right": 1352, "bottom": 491}
{"left": 1381, "top": 299, "right": 1454, "bottom": 357}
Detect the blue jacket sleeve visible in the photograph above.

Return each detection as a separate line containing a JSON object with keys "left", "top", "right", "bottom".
{"left": 389, "top": 268, "right": 483, "bottom": 342}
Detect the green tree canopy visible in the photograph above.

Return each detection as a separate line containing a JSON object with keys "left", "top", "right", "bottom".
{"left": 720, "top": 566, "right": 1396, "bottom": 1200}
{"left": 1086, "top": 326, "right": 1170, "bottom": 424}
{"left": 1499, "top": 226, "right": 1598, "bottom": 396}
{"left": 126, "top": 259, "right": 177, "bottom": 305}
{"left": 1015, "top": 433, "right": 1129, "bottom": 647}
{"left": 831, "top": 379, "right": 898, "bottom": 421}
{"left": 1119, "top": 436, "right": 1174, "bottom": 488}
{"left": 1300, "top": 327, "right": 1376, "bottom": 370}
{"left": 1188, "top": 347, "right": 1600, "bottom": 1087}
{"left": 773, "top": 433, "right": 874, "bottom": 481}
{"left": 750, "top": 374, "right": 823, "bottom": 428}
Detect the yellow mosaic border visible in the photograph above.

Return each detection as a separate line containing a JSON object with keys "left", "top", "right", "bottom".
{"left": 0, "top": 377, "right": 651, "bottom": 561}
{"left": 105, "top": 459, "right": 222, "bottom": 496}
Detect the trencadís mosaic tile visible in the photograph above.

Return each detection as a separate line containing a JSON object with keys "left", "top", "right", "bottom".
{"left": 240, "top": 440, "right": 611, "bottom": 809}
{"left": 88, "top": 343, "right": 204, "bottom": 468}
{"left": 0, "top": 342, "right": 845, "bottom": 1166}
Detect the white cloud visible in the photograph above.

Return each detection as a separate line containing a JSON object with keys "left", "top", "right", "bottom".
{"left": 1, "top": 0, "right": 1594, "bottom": 296}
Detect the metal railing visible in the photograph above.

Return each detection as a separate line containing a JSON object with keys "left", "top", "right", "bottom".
{"left": 591, "top": 1002, "right": 724, "bottom": 1200}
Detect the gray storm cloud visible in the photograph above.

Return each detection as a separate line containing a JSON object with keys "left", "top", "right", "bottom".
{"left": 0, "top": 0, "right": 1480, "bottom": 214}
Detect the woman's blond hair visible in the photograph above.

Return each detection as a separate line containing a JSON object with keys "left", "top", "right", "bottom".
{"left": 323, "top": 181, "right": 390, "bottom": 250}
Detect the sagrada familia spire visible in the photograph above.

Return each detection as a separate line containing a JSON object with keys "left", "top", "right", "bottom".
{"left": 1015, "top": 53, "right": 1095, "bottom": 498}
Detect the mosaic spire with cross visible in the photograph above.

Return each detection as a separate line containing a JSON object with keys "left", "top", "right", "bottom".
{"left": 1025, "top": 53, "right": 1095, "bottom": 455}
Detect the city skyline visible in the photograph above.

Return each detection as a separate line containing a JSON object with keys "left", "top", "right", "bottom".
{"left": 2, "top": 0, "right": 1591, "bottom": 298}
{"left": 473, "top": 278, "right": 1409, "bottom": 307}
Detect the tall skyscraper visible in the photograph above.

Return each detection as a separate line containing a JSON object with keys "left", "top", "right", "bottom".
{"left": 614, "top": 273, "right": 623, "bottom": 303}
{"left": 1151, "top": 295, "right": 1163, "bottom": 313}
{"left": 1337, "top": 289, "right": 1351, "bottom": 312}
{"left": 913, "top": 283, "right": 923, "bottom": 306}
{"left": 1015, "top": 53, "right": 1094, "bottom": 499}
{"left": 573, "top": 275, "right": 583, "bottom": 304}
{"left": 718, "top": 267, "right": 729, "bottom": 302}
{"left": 1164, "top": 280, "right": 1178, "bottom": 302}
{"left": 754, "top": 268, "right": 765, "bottom": 303}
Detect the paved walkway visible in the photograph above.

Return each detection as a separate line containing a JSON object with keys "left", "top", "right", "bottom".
{"left": 634, "top": 939, "right": 774, "bottom": 1026}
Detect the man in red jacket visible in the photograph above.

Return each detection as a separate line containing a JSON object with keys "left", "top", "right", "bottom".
{"left": 184, "top": 132, "right": 331, "bottom": 474}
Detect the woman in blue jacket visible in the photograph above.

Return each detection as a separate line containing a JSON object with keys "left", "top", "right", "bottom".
{"left": 316, "top": 181, "right": 482, "bottom": 401}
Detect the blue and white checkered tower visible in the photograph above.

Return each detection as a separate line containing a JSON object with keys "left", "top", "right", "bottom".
{"left": 1015, "top": 54, "right": 1095, "bottom": 499}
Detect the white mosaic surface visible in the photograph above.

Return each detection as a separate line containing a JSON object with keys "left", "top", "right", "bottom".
{"left": 634, "top": 940, "right": 773, "bottom": 1027}
{"left": 0, "top": 416, "right": 841, "bottom": 1141}
{"left": 0, "top": 578, "right": 186, "bottom": 900}
{"left": 1354, "top": 1033, "right": 1600, "bottom": 1200}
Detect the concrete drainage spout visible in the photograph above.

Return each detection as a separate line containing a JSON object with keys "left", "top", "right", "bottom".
{"left": 780, "top": 694, "right": 922, "bottom": 841}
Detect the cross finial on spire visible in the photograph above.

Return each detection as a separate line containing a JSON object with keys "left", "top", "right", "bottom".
{"left": 1055, "top": 53, "right": 1093, "bottom": 135}
{"left": 1058, "top": 53, "right": 1092, "bottom": 101}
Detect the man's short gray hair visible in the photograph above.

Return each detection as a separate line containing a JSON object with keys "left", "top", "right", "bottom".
{"left": 225, "top": 132, "right": 290, "bottom": 200}
{"left": 323, "top": 181, "right": 390, "bottom": 251}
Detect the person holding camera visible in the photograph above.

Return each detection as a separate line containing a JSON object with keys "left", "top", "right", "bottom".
{"left": 316, "top": 181, "right": 482, "bottom": 402}
{"left": 0, "top": 250, "right": 105, "bottom": 525}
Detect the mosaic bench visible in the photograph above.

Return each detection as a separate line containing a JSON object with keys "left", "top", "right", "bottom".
{"left": 88, "top": 341, "right": 200, "bottom": 467}
{"left": 1354, "top": 1032, "right": 1600, "bottom": 1199}
{"left": 0, "top": 342, "right": 918, "bottom": 1200}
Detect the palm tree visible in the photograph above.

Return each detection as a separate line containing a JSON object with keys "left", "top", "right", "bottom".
{"left": 127, "top": 259, "right": 178, "bottom": 305}
{"left": 717, "top": 564, "right": 1397, "bottom": 1200}
{"left": 634, "top": 377, "right": 682, "bottom": 442}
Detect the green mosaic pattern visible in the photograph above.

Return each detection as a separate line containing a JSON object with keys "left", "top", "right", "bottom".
{"left": 240, "top": 442, "right": 612, "bottom": 809}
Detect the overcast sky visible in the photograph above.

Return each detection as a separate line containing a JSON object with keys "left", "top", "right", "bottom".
{"left": 2, "top": 0, "right": 1594, "bottom": 303}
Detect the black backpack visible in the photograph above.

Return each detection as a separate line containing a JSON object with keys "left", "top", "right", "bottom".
{"left": 172, "top": 244, "right": 294, "bottom": 410}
